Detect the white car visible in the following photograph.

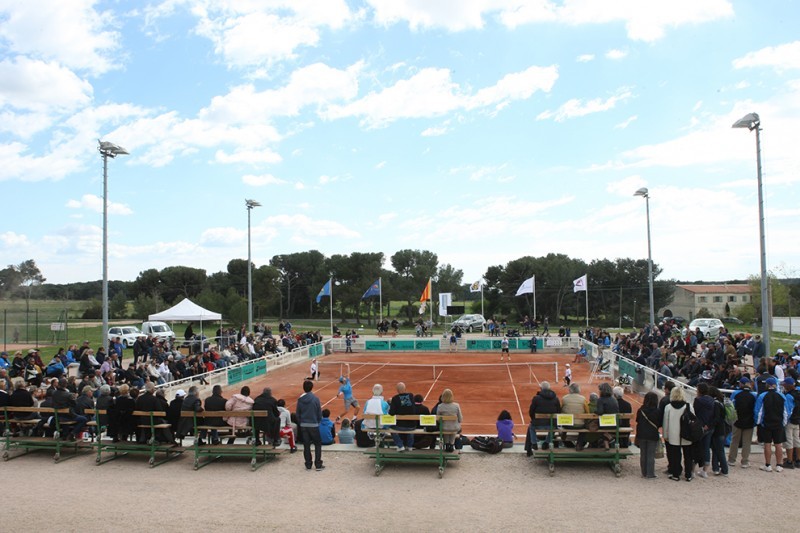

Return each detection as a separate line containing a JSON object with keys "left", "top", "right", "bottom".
{"left": 688, "top": 318, "right": 724, "bottom": 339}
{"left": 107, "top": 326, "right": 144, "bottom": 348}
{"left": 451, "top": 314, "right": 486, "bottom": 333}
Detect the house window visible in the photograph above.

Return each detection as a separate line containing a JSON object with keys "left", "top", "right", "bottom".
{"left": 713, "top": 296, "right": 723, "bottom": 303}
{"left": 698, "top": 296, "right": 707, "bottom": 303}
{"left": 742, "top": 295, "right": 748, "bottom": 302}
{"left": 728, "top": 296, "right": 736, "bottom": 302}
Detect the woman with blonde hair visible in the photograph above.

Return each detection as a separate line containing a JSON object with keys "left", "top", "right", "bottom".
{"left": 435, "top": 388, "right": 462, "bottom": 453}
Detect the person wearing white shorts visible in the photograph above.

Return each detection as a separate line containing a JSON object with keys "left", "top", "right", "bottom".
{"left": 782, "top": 377, "right": 800, "bottom": 469}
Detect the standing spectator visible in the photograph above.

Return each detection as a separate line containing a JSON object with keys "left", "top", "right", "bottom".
{"left": 635, "top": 391, "right": 661, "bottom": 479}
{"left": 752, "top": 334, "right": 766, "bottom": 373}
{"left": 663, "top": 386, "right": 694, "bottom": 481}
{"left": 389, "top": 382, "right": 416, "bottom": 452}
{"left": 296, "top": 380, "right": 324, "bottom": 471}
{"left": 755, "top": 377, "right": 791, "bottom": 472}
{"left": 728, "top": 377, "right": 757, "bottom": 468}
{"left": 709, "top": 386, "right": 729, "bottom": 476}
{"left": 436, "top": 388, "right": 463, "bottom": 453}
{"left": 783, "top": 377, "right": 800, "bottom": 469}
{"left": 692, "top": 382, "right": 716, "bottom": 479}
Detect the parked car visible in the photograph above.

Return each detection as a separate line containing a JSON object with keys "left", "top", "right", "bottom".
{"left": 141, "top": 321, "right": 176, "bottom": 340}
{"left": 451, "top": 314, "right": 486, "bottom": 333}
{"left": 660, "top": 316, "right": 686, "bottom": 325}
{"left": 688, "top": 318, "right": 724, "bottom": 339}
{"left": 722, "top": 316, "right": 744, "bottom": 325}
{"left": 107, "top": 326, "right": 144, "bottom": 348}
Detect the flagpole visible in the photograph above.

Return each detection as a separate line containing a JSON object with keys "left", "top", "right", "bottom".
{"left": 480, "top": 283, "right": 484, "bottom": 318}
{"left": 533, "top": 276, "right": 537, "bottom": 323}
{"left": 329, "top": 277, "right": 333, "bottom": 336}
{"left": 428, "top": 277, "right": 433, "bottom": 333}
{"left": 379, "top": 276, "right": 383, "bottom": 323}
{"left": 585, "top": 284, "right": 589, "bottom": 328}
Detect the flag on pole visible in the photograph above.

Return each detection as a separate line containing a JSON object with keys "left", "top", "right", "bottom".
{"left": 315, "top": 279, "right": 331, "bottom": 303}
{"left": 573, "top": 274, "right": 588, "bottom": 293}
{"left": 439, "top": 293, "right": 452, "bottom": 317}
{"left": 469, "top": 280, "right": 482, "bottom": 293}
{"left": 361, "top": 278, "right": 381, "bottom": 299}
{"left": 419, "top": 278, "right": 431, "bottom": 302}
{"left": 515, "top": 276, "right": 535, "bottom": 296}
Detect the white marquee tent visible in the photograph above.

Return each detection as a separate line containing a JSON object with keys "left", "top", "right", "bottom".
{"left": 148, "top": 298, "right": 222, "bottom": 322}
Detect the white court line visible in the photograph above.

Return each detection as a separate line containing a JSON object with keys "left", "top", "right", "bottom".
{"left": 506, "top": 363, "right": 526, "bottom": 425}
{"left": 423, "top": 370, "right": 444, "bottom": 402}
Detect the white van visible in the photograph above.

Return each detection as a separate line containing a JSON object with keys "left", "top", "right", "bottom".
{"left": 141, "top": 321, "right": 176, "bottom": 340}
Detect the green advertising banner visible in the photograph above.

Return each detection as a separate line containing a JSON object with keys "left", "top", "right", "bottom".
{"left": 467, "top": 340, "right": 493, "bottom": 350}
{"left": 227, "top": 366, "right": 242, "bottom": 386}
{"left": 390, "top": 340, "right": 415, "bottom": 350}
{"left": 309, "top": 344, "right": 324, "bottom": 358}
{"left": 415, "top": 340, "right": 440, "bottom": 350}
{"left": 365, "top": 340, "right": 390, "bottom": 351}
{"left": 254, "top": 359, "right": 267, "bottom": 376}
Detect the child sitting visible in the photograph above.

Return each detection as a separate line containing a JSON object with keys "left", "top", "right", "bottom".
{"left": 276, "top": 399, "right": 297, "bottom": 453}
{"left": 319, "top": 409, "right": 336, "bottom": 445}
{"left": 338, "top": 418, "right": 355, "bottom": 444}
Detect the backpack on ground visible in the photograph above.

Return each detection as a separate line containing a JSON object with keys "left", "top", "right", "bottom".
{"left": 470, "top": 436, "right": 503, "bottom": 454}
{"left": 680, "top": 407, "right": 704, "bottom": 443}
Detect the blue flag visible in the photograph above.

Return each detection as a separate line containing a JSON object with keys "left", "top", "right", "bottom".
{"left": 316, "top": 279, "right": 331, "bottom": 303}
{"left": 361, "top": 278, "right": 381, "bottom": 300}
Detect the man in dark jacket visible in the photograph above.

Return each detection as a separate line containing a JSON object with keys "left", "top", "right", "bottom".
{"left": 525, "top": 381, "right": 561, "bottom": 454}
{"left": 167, "top": 389, "right": 185, "bottom": 432}
{"left": 296, "top": 379, "right": 324, "bottom": 471}
{"left": 253, "top": 387, "right": 281, "bottom": 446}
{"left": 52, "top": 378, "right": 88, "bottom": 441}
{"left": 388, "top": 382, "right": 416, "bottom": 451}
{"left": 135, "top": 382, "right": 170, "bottom": 443}
{"left": 728, "top": 377, "right": 757, "bottom": 468}
{"left": 203, "top": 385, "right": 228, "bottom": 445}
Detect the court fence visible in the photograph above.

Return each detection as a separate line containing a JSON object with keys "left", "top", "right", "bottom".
{"left": 329, "top": 335, "right": 584, "bottom": 353}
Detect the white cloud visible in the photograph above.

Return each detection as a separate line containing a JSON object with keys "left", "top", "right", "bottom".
{"left": 577, "top": 54, "right": 595, "bottom": 63}
{"left": 605, "top": 48, "right": 628, "bottom": 60}
{"left": 0, "top": 231, "right": 30, "bottom": 248}
{"left": 605, "top": 175, "right": 647, "bottom": 196}
{"left": 0, "top": 141, "right": 84, "bottom": 182}
{"left": 733, "top": 41, "right": 800, "bottom": 71}
{"left": 374, "top": 161, "right": 387, "bottom": 169}
{"left": 324, "top": 65, "right": 557, "bottom": 128}
{"left": 242, "top": 174, "right": 287, "bottom": 186}
{"left": 614, "top": 115, "right": 637, "bottom": 129}
{"left": 367, "top": 0, "right": 734, "bottom": 42}
{"left": 421, "top": 125, "right": 448, "bottom": 137}
{"left": 65, "top": 194, "right": 133, "bottom": 215}
{"left": 537, "top": 88, "right": 633, "bottom": 122}
{"left": 0, "top": 57, "right": 93, "bottom": 112}
{"left": 319, "top": 175, "right": 339, "bottom": 185}
{"left": 215, "top": 148, "right": 282, "bottom": 165}
{"left": 0, "top": 0, "right": 121, "bottom": 75}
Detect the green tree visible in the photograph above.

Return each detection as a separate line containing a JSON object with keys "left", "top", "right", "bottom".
{"left": 109, "top": 292, "right": 128, "bottom": 318}
{"left": 159, "top": 266, "right": 207, "bottom": 303}
{"left": 390, "top": 249, "right": 438, "bottom": 323}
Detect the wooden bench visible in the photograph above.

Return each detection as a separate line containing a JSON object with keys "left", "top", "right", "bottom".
{"left": 189, "top": 410, "right": 284, "bottom": 471}
{"left": 363, "top": 414, "right": 460, "bottom": 478}
{"left": 92, "top": 409, "right": 184, "bottom": 468}
{"left": 531, "top": 413, "right": 633, "bottom": 477}
{"left": 2, "top": 406, "right": 91, "bottom": 463}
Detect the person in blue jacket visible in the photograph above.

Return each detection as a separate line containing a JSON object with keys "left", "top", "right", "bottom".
{"left": 319, "top": 409, "right": 336, "bottom": 445}
{"left": 754, "top": 377, "right": 793, "bottom": 472}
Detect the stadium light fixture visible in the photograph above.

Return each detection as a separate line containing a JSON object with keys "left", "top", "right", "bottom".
{"left": 98, "top": 140, "right": 129, "bottom": 350}
{"left": 634, "top": 187, "right": 655, "bottom": 329}
{"left": 245, "top": 199, "right": 261, "bottom": 333}
{"left": 732, "top": 112, "right": 769, "bottom": 356}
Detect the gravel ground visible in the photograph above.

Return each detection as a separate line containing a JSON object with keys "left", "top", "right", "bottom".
{"left": 1, "top": 445, "right": 795, "bottom": 532}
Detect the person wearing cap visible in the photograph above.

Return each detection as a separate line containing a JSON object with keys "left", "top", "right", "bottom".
{"left": 754, "top": 376, "right": 792, "bottom": 472}
{"left": 335, "top": 364, "right": 359, "bottom": 423}
{"left": 167, "top": 389, "right": 187, "bottom": 433}
{"left": 728, "top": 377, "right": 757, "bottom": 468}
{"left": 782, "top": 377, "right": 800, "bottom": 469}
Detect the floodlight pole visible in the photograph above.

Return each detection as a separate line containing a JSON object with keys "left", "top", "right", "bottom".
{"left": 634, "top": 187, "right": 656, "bottom": 329}
{"left": 732, "top": 113, "right": 770, "bottom": 356}
{"left": 245, "top": 199, "right": 261, "bottom": 334}
{"left": 98, "top": 141, "right": 128, "bottom": 353}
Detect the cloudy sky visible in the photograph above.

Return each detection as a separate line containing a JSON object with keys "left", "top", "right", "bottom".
{"left": 2, "top": 0, "right": 799, "bottom": 286}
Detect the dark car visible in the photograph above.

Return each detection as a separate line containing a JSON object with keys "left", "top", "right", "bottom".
{"left": 660, "top": 316, "right": 686, "bottom": 325}
{"left": 723, "top": 316, "right": 744, "bottom": 325}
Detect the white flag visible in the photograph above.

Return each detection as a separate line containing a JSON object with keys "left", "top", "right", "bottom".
{"left": 573, "top": 274, "right": 588, "bottom": 293}
{"left": 469, "top": 280, "right": 482, "bottom": 293}
{"left": 439, "top": 293, "right": 452, "bottom": 317}
{"left": 515, "top": 276, "right": 535, "bottom": 296}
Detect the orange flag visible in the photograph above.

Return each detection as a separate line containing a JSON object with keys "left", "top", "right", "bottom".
{"left": 419, "top": 278, "right": 431, "bottom": 302}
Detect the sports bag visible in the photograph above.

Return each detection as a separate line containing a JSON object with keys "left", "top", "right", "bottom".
{"left": 470, "top": 436, "right": 504, "bottom": 454}
{"left": 680, "top": 408, "right": 704, "bottom": 443}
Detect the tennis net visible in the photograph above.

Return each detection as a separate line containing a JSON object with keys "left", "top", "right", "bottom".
{"left": 319, "top": 361, "right": 558, "bottom": 384}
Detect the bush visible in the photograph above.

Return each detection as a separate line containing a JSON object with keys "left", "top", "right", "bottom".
{"left": 82, "top": 300, "right": 102, "bottom": 319}
{"left": 696, "top": 307, "right": 713, "bottom": 318}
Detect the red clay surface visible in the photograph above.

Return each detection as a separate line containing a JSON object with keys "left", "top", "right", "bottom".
{"left": 223, "top": 351, "right": 643, "bottom": 438}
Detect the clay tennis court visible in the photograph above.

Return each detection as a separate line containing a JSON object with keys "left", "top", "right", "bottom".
{"left": 222, "top": 348, "right": 641, "bottom": 437}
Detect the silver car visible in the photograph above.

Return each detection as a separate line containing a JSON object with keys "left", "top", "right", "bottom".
{"left": 688, "top": 318, "right": 724, "bottom": 339}
{"left": 107, "top": 326, "right": 144, "bottom": 348}
{"left": 451, "top": 314, "right": 486, "bottom": 333}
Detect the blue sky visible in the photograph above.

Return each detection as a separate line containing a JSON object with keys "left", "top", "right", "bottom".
{"left": 1, "top": 0, "right": 799, "bottom": 286}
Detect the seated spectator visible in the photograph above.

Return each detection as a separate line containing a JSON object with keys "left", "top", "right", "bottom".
{"left": 436, "top": 388, "right": 463, "bottom": 453}
{"left": 525, "top": 381, "right": 560, "bottom": 455}
{"left": 339, "top": 418, "right": 355, "bottom": 444}
{"left": 10, "top": 379, "right": 35, "bottom": 422}
{"left": 95, "top": 385, "right": 113, "bottom": 433}
{"left": 614, "top": 386, "right": 632, "bottom": 447}
{"left": 252, "top": 387, "right": 281, "bottom": 447}
{"left": 276, "top": 399, "right": 297, "bottom": 453}
{"left": 496, "top": 410, "right": 515, "bottom": 448}
{"left": 225, "top": 386, "right": 254, "bottom": 444}
{"left": 319, "top": 409, "right": 336, "bottom": 445}
{"left": 202, "top": 385, "right": 228, "bottom": 446}
{"left": 362, "top": 384, "right": 389, "bottom": 430}
{"left": 52, "top": 378, "right": 88, "bottom": 441}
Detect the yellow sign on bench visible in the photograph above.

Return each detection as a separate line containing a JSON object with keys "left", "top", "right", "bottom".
{"left": 556, "top": 414, "right": 574, "bottom": 426}
{"left": 380, "top": 414, "right": 397, "bottom": 425}
{"left": 419, "top": 415, "right": 436, "bottom": 426}
{"left": 599, "top": 414, "right": 617, "bottom": 427}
